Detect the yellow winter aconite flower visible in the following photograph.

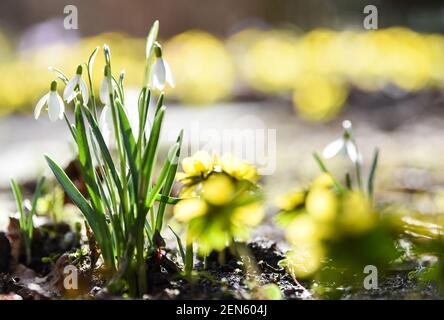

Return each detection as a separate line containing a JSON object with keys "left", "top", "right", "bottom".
{"left": 338, "top": 191, "right": 375, "bottom": 234}
{"left": 232, "top": 202, "right": 265, "bottom": 227}
{"left": 218, "top": 154, "right": 258, "bottom": 183}
{"left": 281, "top": 244, "right": 325, "bottom": 279}
{"left": 312, "top": 173, "right": 335, "bottom": 189}
{"left": 202, "top": 174, "right": 234, "bottom": 205}
{"left": 181, "top": 151, "right": 214, "bottom": 178}
{"left": 173, "top": 198, "right": 208, "bottom": 222}
{"left": 306, "top": 186, "right": 337, "bottom": 222}
{"left": 174, "top": 152, "right": 263, "bottom": 254}
{"left": 276, "top": 166, "right": 400, "bottom": 286}
{"left": 275, "top": 188, "right": 306, "bottom": 211}
{"left": 286, "top": 214, "right": 321, "bottom": 246}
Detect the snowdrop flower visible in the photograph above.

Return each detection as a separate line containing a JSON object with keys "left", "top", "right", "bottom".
{"left": 322, "top": 120, "right": 361, "bottom": 163}
{"left": 99, "top": 67, "right": 112, "bottom": 106}
{"left": 150, "top": 43, "right": 174, "bottom": 91}
{"left": 63, "top": 65, "right": 89, "bottom": 104}
{"left": 99, "top": 105, "right": 114, "bottom": 146}
{"left": 98, "top": 89, "right": 143, "bottom": 146}
{"left": 34, "top": 81, "right": 65, "bottom": 122}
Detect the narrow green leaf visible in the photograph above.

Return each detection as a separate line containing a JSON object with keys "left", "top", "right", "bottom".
{"left": 75, "top": 103, "right": 102, "bottom": 212}
{"left": 155, "top": 130, "right": 183, "bottom": 232}
{"left": 82, "top": 106, "right": 123, "bottom": 197}
{"left": 142, "top": 106, "right": 165, "bottom": 191}
{"left": 145, "top": 142, "right": 180, "bottom": 209}
{"left": 155, "top": 194, "right": 183, "bottom": 205}
{"left": 345, "top": 173, "right": 352, "bottom": 190}
{"left": 87, "top": 46, "right": 100, "bottom": 117}
{"left": 143, "top": 20, "right": 159, "bottom": 86}
{"left": 28, "top": 177, "right": 45, "bottom": 233}
{"left": 168, "top": 225, "right": 186, "bottom": 265}
{"left": 313, "top": 152, "right": 345, "bottom": 192}
{"left": 10, "top": 179, "right": 25, "bottom": 232}
{"left": 45, "top": 155, "right": 114, "bottom": 267}
{"left": 48, "top": 67, "right": 69, "bottom": 84}
{"left": 368, "top": 148, "right": 379, "bottom": 198}
{"left": 45, "top": 155, "right": 99, "bottom": 234}
{"left": 63, "top": 113, "right": 77, "bottom": 142}
{"left": 146, "top": 21, "right": 159, "bottom": 59}
{"left": 116, "top": 99, "right": 138, "bottom": 193}
{"left": 87, "top": 46, "right": 99, "bottom": 78}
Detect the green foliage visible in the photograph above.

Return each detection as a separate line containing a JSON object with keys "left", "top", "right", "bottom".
{"left": 10, "top": 177, "right": 45, "bottom": 265}
{"left": 44, "top": 21, "right": 183, "bottom": 296}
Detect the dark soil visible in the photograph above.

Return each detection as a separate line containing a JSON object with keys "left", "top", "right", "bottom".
{"left": 0, "top": 224, "right": 442, "bottom": 300}
{"left": 140, "top": 239, "right": 309, "bottom": 300}
{"left": 0, "top": 232, "right": 11, "bottom": 273}
{"left": 348, "top": 271, "right": 441, "bottom": 300}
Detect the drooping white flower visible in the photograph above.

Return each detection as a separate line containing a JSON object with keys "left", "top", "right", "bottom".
{"left": 322, "top": 120, "right": 361, "bottom": 163}
{"left": 99, "top": 66, "right": 113, "bottom": 106}
{"left": 63, "top": 65, "right": 89, "bottom": 104}
{"left": 34, "top": 81, "right": 65, "bottom": 122}
{"left": 99, "top": 105, "right": 114, "bottom": 146}
{"left": 150, "top": 44, "right": 174, "bottom": 91}
{"left": 99, "top": 77, "right": 111, "bottom": 106}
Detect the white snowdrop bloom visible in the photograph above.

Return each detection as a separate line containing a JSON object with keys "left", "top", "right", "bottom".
{"left": 322, "top": 120, "right": 361, "bottom": 163}
{"left": 99, "top": 77, "right": 111, "bottom": 106}
{"left": 99, "top": 105, "right": 114, "bottom": 146}
{"left": 34, "top": 81, "right": 65, "bottom": 122}
{"left": 99, "top": 66, "right": 114, "bottom": 106}
{"left": 63, "top": 65, "right": 89, "bottom": 104}
{"left": 150, "top": 45, "right": 174, "bottom": 91}
{"left": 98, "top": 89, "right": 145, "bottom": 146}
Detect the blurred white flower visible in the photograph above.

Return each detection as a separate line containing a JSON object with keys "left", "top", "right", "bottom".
{"left": 34, "top": 81, "right": 64, "bottom": 122}
{"left": 63, "top": 65, "right": 89, "bottom": 104}
{"left": 322, "top": 120, "right": 361, "bottom": 163}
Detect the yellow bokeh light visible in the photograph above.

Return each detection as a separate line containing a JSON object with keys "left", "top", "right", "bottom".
{"left": 164, "top": 30, "right": 235, "bottom": 104}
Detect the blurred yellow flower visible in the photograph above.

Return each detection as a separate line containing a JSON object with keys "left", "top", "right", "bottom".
{"left": 173, "top": 198, "right": 207, "bottom": 222}
{"left": 232, "top": 202, "right": 265, "bottom": 227}
{"left": 181, "top": 151, "right": 214, "bottom": 178}
{"left": 306, "top": 187, "right": 337, "bottom": 223}
{"left": 218, "top": 154, "right": 258, "bottom": 183}
{"left": 202, "top": 174, "right": 234, "bottom": 205}
{"left": 338, "top": 191, "right": 376, "bottom": 234}
{"left": 312, "top": 173, "right": 335, "bottom": 189}
{"left": 275, "top": 188, "right": 306, "bottom": 211}
{"left": 282, "top": 244, "right": 325, "bottom": 279}
{"left": 286, "top": 214, "right": 320, "bottom": 246}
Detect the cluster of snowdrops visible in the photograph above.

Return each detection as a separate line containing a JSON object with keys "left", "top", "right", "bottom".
{"left": 9, "top": 21, "right": 444, "bottom": 298}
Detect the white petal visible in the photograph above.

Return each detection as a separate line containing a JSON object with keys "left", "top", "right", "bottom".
{"left": 63, "top": 76, "right": 79, "bottom": 102}
{"left": 34, "top": 93, "right": 49, "bottom": 119}
{"left": 322, "top": 138, "right": 345, "bottom": 159}
{"left": 346, "top": 141, "right": 359, "bottom": 163}
{"left": 99, "top": 105, "right": 114, "bottom": 146}
{"left": 164, "top": 60, "right": 175, "bottom": 88}
{"left": 150, "top": 59, "right": 166, "bottom": 90}
{"left": 56, "top": 94, "right": 65, "bottom": 119}
{"left": 79, "top": 78, "right": 89, "bottom": 105}
{"left": 48, "top": 92, "right": 61, "bottom": 122}
{"left": 99, "top": 78, "right": 110, "bottom": 105}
